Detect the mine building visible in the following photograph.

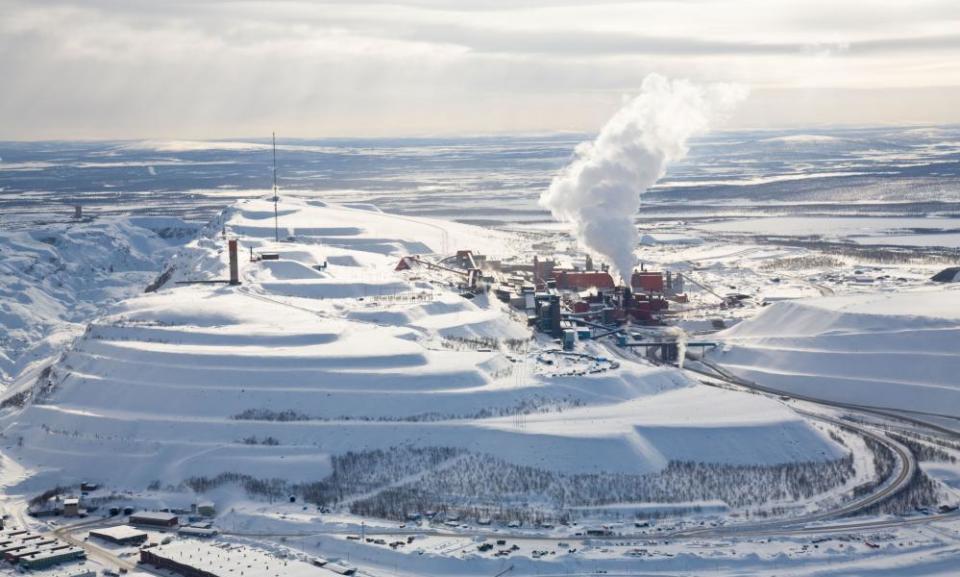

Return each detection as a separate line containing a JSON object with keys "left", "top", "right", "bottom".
{"left": 532, "top": 256, "right": 557, "bottom": 288}
{"left": 141, "top": 540, "right": 347, "bottom": 576}
{"left": 553, "top": 270, "right": 616, "bottom": 291}
{"left": 130, "top": 511, "right": 179, "bottom": 528}
{"left": 62, "top": 497, "right": 80, "bottom": 517}
{"left": 193, "top": 501, "right": 216, "bottom": 517}
{"left": 178, "top": 525, "right": 219, "bottom": 538}
{"left": 631, "top": 270, "right": 664, "bottom": 293}
{"left": 89, "top": 525, "right": 148, "bottom": 546}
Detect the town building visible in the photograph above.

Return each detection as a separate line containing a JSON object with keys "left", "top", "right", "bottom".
{"left": 177, "top": 526, "right": 219, "bottom": 538}
{"left": 89, "top": 525, "right": 149, "bottom": 546}
{"left": 196, "top": 501, "right": 216, "bottom": 517}
{"left": 19, "top": 546, "right": 85, "bottom": 570}
{"left": 63, "top": 497, "right": 80, "bottom": 517}
{"left": 141, "top": 540, "right": 348, "bottom": 577}
{"left": 130, "top": 511, "right": 179, "bottom": 528}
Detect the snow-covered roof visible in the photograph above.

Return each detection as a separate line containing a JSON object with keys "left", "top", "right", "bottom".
{"left": 130, "top": 511, "right": 178, "bottom": 522}
{"left": 146, "top": 541, "right": 341, "bottom": 577}
{"left": 89, "top": 525, "right": 147, "bottom": 541}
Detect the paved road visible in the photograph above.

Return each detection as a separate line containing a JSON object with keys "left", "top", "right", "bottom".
{"left": 692, "top": 356, "right": 960, "bottom": 436}
{"left": 677, "top": 362, "right": 918, "bottom": 532}
{"left": 617, "top": 343, "right": 921, "bottom": 528}
{"left": 52, "top": 517, "right": 165, "bottom": 576}
{"left": 219, "top": 347, "right": 945, "bottom": 546}
{"left": 219, "top": 414, "right": 943, "bottom": 544}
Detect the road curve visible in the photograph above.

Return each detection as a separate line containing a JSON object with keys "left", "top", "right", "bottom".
{"left": 220, "top": 352, "right": 936, "bottom": 545}
{"left": 681, "top": 361, "right": 917, "bottom": 527}
{"left": 53, "top": 517, "right": 166, "bottom": 576}
{"left": 53, "top": 345, "right": 937, "bottom": 551}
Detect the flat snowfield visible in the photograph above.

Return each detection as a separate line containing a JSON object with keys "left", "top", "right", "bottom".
{"left": 695, "top": 216, "right": 960, "bottom": 240}
{"left": 5, "top": 198, "right": 838, "bottom": 491}
{"left": 714, "top": 288, "right": 960, "bottom": 418}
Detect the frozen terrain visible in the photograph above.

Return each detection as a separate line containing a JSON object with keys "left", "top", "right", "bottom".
{"left": 712, "top": 288, "right": 960, "bottom": 420}
{"left": 4, "top": 125, "right": 960, "bottom": 231}
{"left": 0, "top": 216, "right": 196, "bottom": 396}
{"left": 0, "top": 128, "right": 959, "bottom": 576}
{"left": 3, "top": 199, "right": 844, "bottom": 509}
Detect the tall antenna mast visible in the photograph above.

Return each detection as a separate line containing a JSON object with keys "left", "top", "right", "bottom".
{"left": 272, "top": 132, "right": 279, "bottom": 242}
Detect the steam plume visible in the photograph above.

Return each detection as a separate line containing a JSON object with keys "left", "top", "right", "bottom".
{"left": 540, "top": 74, "right": 747, "bottom": 284}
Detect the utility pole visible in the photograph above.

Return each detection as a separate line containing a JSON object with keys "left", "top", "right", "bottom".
{"left": 273, "top": 132, "right": 279, "bottom": 242}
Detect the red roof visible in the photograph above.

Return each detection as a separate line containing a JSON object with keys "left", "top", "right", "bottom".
{"left": 553, "top": 271, "right": 615, "bottom": 290}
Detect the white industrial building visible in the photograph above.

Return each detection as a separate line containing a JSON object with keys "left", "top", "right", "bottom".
{"left": 89, "top": 524, "right": 148, "bottom": 545}
{"left": 141, "top": 540, "right": 355, "bottom": 576}
{"left": 39, "top": 568, "right": 95, "bottom": 577}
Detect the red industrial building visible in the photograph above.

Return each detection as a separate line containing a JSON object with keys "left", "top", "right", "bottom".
{"left": 549, "top": 269, "right": 665, "bottom": 294}
{"left": 628, "top": 294, "right": 669, "bottom": 322}
{"left": 553, "top": 271, "right": 616, "bottom": 291}
{"left": 631, "top": 271, "right": 664, "bottom": 293}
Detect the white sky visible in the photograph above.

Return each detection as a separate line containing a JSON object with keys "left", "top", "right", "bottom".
{"left": 2, "top": 0, "right": 960, "bottom": 139}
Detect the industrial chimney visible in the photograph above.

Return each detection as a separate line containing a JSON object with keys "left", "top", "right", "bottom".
{"left": 228, "top": 240, "right": 240, "bottom": 285}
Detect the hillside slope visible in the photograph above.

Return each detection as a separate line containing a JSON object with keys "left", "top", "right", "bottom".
{"left": 2, "top": 198, "right": 845, "bottom": 517}
{"left": 0, "top": 216, "right": 196, "bottom": 393}
{"left": 713, "top": 288, "right": 960, "bottom": 418}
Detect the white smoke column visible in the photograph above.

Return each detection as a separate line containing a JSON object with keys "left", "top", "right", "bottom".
{"left": 662, "top": 326, "right": 689, "bottom": 369}
{"left": 540, "top": 74, "right": 747, "bottom": 284}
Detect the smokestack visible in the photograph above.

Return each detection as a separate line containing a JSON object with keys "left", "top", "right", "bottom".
{"left": 228, "top": 240, "right": 240, "bottom": 285}
{"left": 585, "top": 254, "right": 593, "bottom": 271}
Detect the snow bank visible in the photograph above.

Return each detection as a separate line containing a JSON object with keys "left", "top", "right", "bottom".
{"left": 715, "top": 288, "right": 960, "bottom": 416}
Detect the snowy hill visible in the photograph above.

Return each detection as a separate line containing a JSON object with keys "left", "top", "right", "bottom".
{"left": 0, "top": 217, "right": 196, "bottom": 394}
{"left": 713, "top": 288, "right": 960, "bottom": 419}
{"left": 2, "top": 198, "right": 846, "bottom": 519}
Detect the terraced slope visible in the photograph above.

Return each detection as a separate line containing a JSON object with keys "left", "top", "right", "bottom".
{"left": 714, "top": 289, "right": 960, "bottom": 418}
{"left": 5, "top": 198, "right": 844, "bottom": 514}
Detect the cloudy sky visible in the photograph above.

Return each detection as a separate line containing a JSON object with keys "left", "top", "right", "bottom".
{"left": 2, "top": 0, "right": 960, "bottom": 139}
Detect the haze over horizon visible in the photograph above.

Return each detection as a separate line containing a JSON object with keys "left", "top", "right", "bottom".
{"left": 3, "top": 0, "right": 960, "bottom": 140}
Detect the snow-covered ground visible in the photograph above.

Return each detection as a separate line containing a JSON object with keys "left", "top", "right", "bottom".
{"left": 1, "top": 199, "right": 843, "bottom": 498}
{"left": 695, "top": 216, "right": 960, "bottom": 242}
{"left": 3, "top": 126, "right": 960, "bottom": 575}
{"left": 0, "top": 216, "right": 196, "bottom": 396}
{"left": 711, "top": 288, "right": 960, "bottom": 419}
